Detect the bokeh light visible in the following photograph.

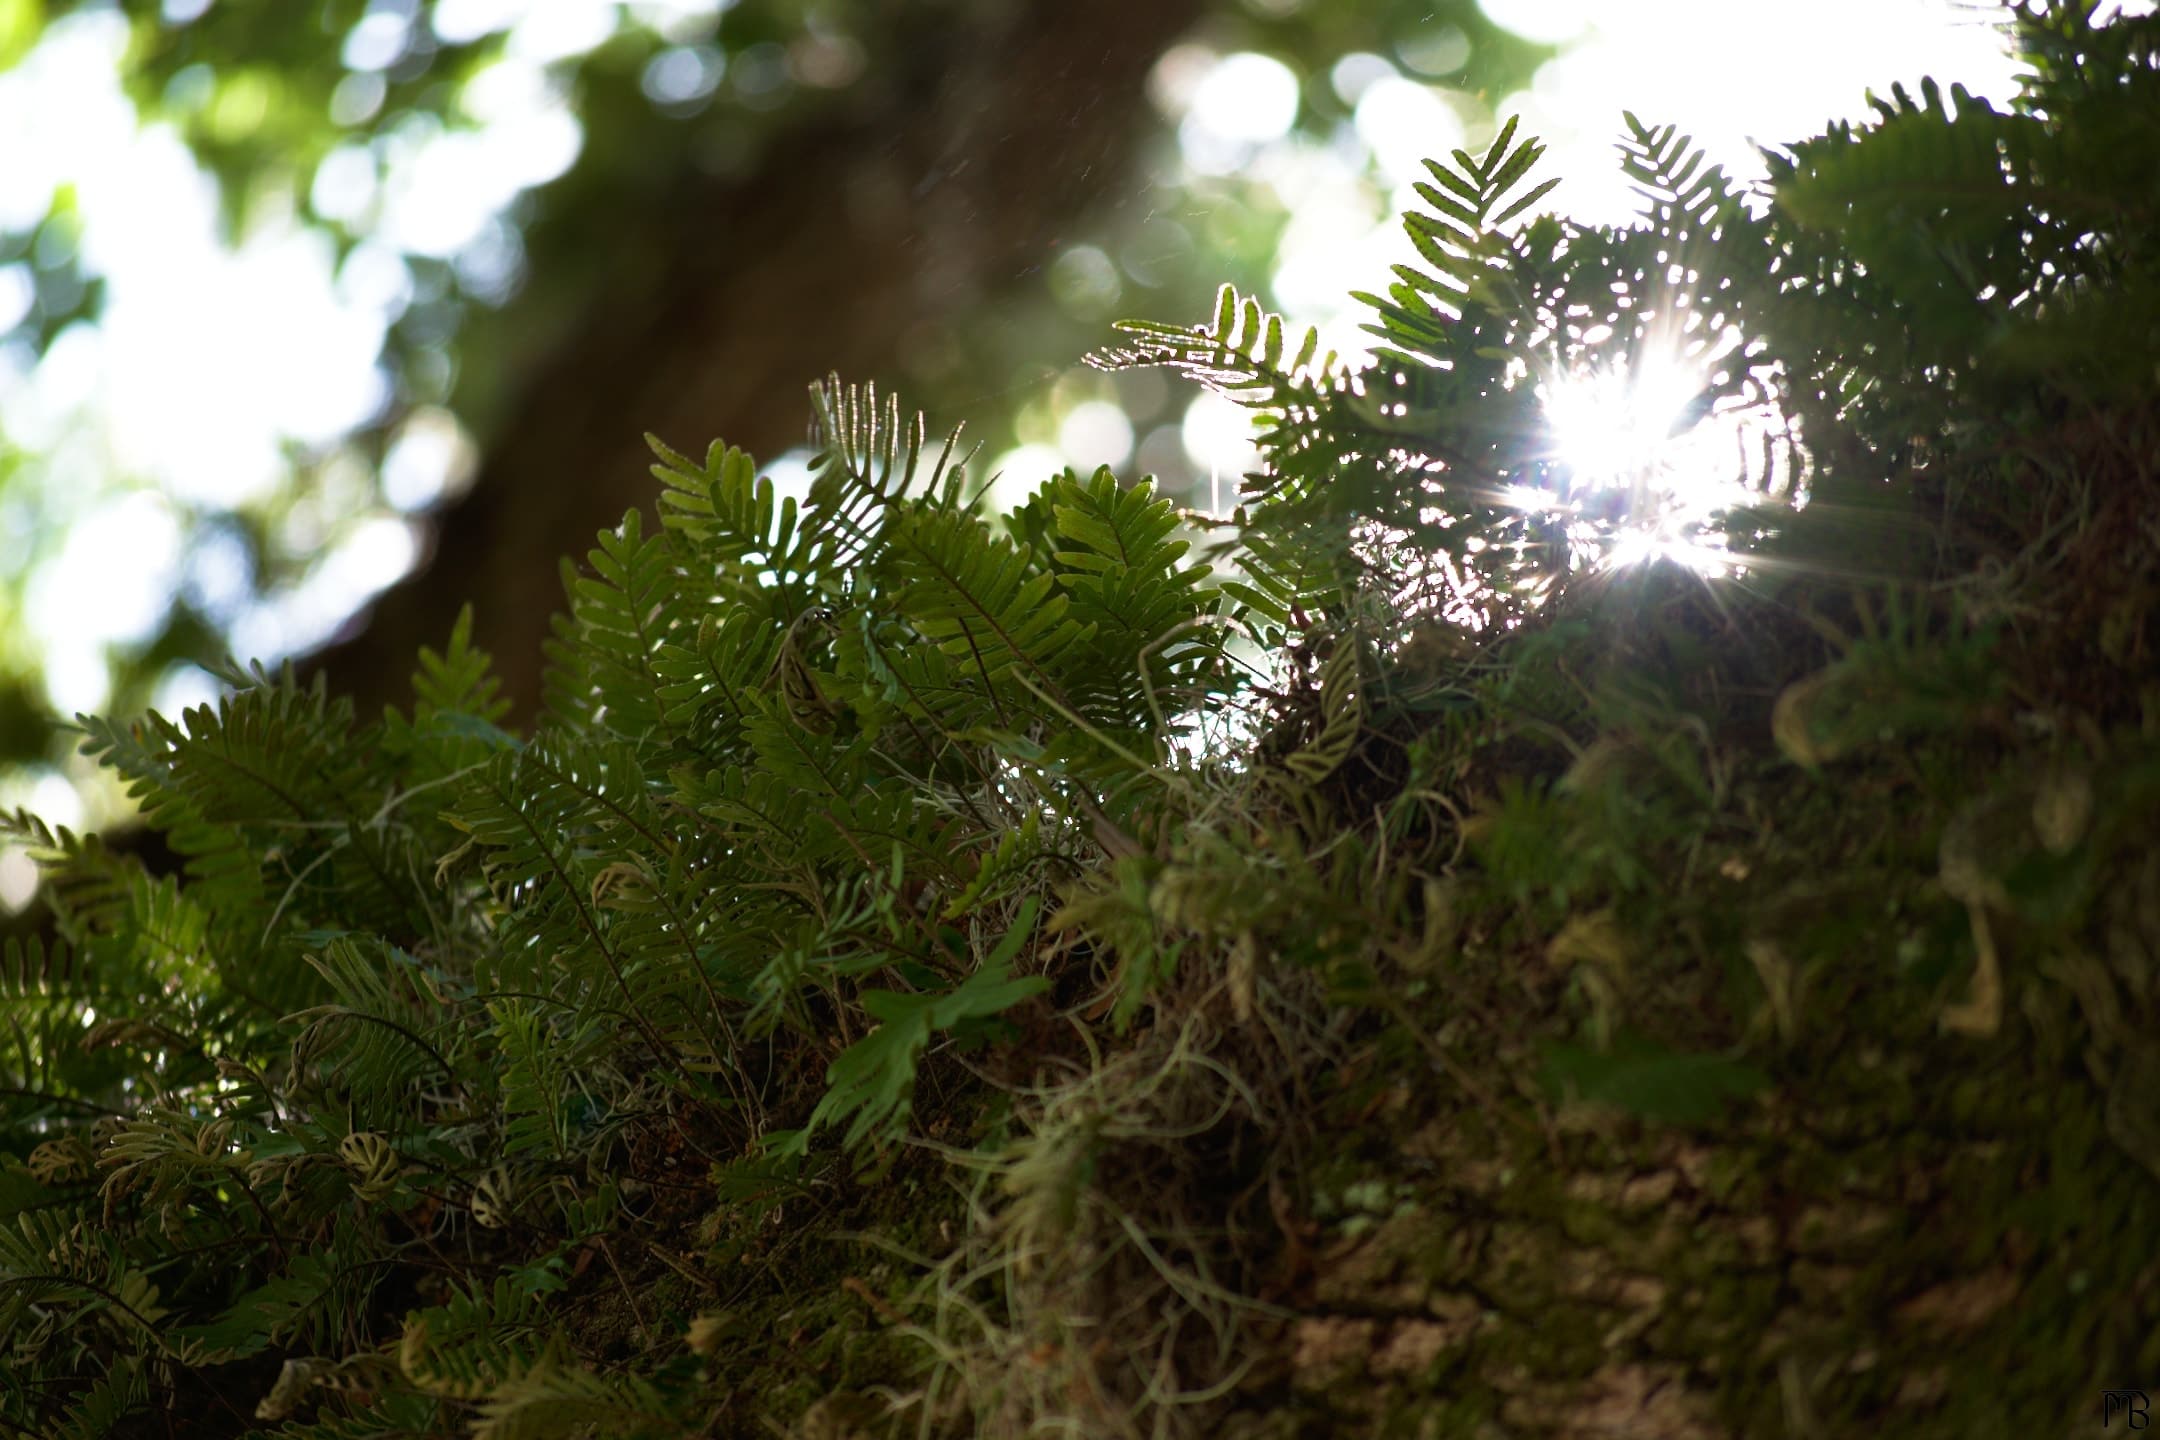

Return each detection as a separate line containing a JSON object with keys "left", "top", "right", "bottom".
{"left": 1058, "top": 401, "right": 1137, "bottom": 475}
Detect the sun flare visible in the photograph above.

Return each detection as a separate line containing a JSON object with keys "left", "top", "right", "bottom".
{"left": 1527, "top": 345, "right": 1783, "bottom": 576}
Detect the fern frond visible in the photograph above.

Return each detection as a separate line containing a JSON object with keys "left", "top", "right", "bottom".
{"left": 0, "top": 1206, "right": 169, "bottom": 1345}
{"left": 1, "top": 929, "right": 93, "bottom": 1003}
{"left": 0, "top": 810, "right": 138, "bottom": 947}
{"left": 801, "top": 898, "right": 1048, "bottom": 1154}
{"left": 285, "top": 938, "right": 460, "bottom": 1113}
{"left": 648, "top": 435, "right": 825, "bottom": 616}
{"left": 805, "top": 374, "right": 970, "bottom": 570}
{"left": 1358, "top": 113, "right": 1559, "bottom": 354}
{"left": 488, "top": 998, "right": 603, "bottom": 1160}
{"left": 176, "top": 1253, "right": 340, "bottom": 1361}
{"left": 45, "top": 1357, "right": 146, "bottom": 1440}
{"left": 397, "top": 1279, "right": 557, "bottom": 1402}
{"left": 887, "top": 507, "right": 1095, "bottom": 698}
{"left": 1094, "top": 282, "right": 1332, "bottom": 401}
{"left": 542, "top": 508, "right": 692, "bottom": 741}
{"left": 941, "top": 810, "right": 1045, "bottom": 922}
{"left": 469, "top": 1358, "right": 672, "bottom": 1440}
{"left": 450, "top": 752, "right": 674, "bottom": 1058}
{"left": 412, "top": 603, "right": 511, "bottom": 728}
{"left": 649, "top": 607, "right": 787, "bottom": 748}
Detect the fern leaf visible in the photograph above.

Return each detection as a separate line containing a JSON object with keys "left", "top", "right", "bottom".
{"left": 544, "top": 508, "right": 691, "bottom": 740}
{"left": 804, "top": 897, "right": 1047, "bottom": 1152}
{"left": 805, "top": 375, "right": 970, "bottom": 570}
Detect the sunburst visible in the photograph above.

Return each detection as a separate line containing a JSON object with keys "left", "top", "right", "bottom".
{"left": 1525, "top": 337, "right": 1787, "bottom": 575}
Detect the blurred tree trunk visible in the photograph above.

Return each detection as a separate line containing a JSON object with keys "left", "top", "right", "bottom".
{"left": 309, "top": 0, "right": 1202, "bottom": 721}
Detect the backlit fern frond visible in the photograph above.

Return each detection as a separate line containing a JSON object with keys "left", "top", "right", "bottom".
{"left": 1092, "top": 283, "right": 1360, "bottom": 521}
{"left": 885, "top": 506, "right": 1095, "bottom": 699}
{"left": 1091, "top": 122, "right": 1576, "bottom": 641}
{"left": 1049, "top": 467, "right": 1227, "bottom": 726}
{"left": 805, "top": 374, "right": 971, "bottom": 571}
{"left": 648, "top": 436, "right": 823, "bottom": 618}
{"left": 1772, "top": 6, "right": 2160, "bottom": 403}
{"left": 1357, "top": 113, "right": 1559, "bottom": 361}
{"left": 1094, "top": 281, "right": 1333, "bottom": 405}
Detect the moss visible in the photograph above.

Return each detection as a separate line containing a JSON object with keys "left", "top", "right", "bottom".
{"left": 673, "top": 1141, "right": 975, "bottom": 1434}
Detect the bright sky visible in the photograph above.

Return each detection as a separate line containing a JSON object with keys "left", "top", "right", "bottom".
{"left": 0, "top": 0, "right": 2042, "bottom": 902}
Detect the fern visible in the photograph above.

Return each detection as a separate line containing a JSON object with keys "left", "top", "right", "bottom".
{"left": 648, "top": 436, "right": 822, "bottom": 616}
{"left": 467, "top": 1358, "right": 672, "bottom": 1440}
{"left": 6, "top": 12, "right": 2155, "bottom": 1431}
{"left": 796, "top": 897, "right": 1048, "bottom": 1154}
{"left": 805, "top": 373, "right": 972, "bottom": 569}
{"left": 887, "top": 505, "right": 1096, "bottom": 695}
{"left": 489, "top": 998, "right": 600, "bottom": 1160}
{"left": 541, "top": 507, "right": 694, "bottom": 741}
{"left": 176, "top": 1253, "right": 341, "bottom": 1360}
{"left": 0, "top": 1205, "right": 170, "bottom": 1347}
{"left": 285, "top": 938, "right": 462, "bottom": 1114}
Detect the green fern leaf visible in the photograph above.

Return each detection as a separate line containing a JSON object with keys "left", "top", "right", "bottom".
{"left": 804, "top": 898, "right": 1047, "bottom": 1152}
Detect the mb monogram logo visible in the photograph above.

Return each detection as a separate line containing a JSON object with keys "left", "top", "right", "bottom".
{"left": 2104, "top": 1390, "right": 2151, "bottom": 1429}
